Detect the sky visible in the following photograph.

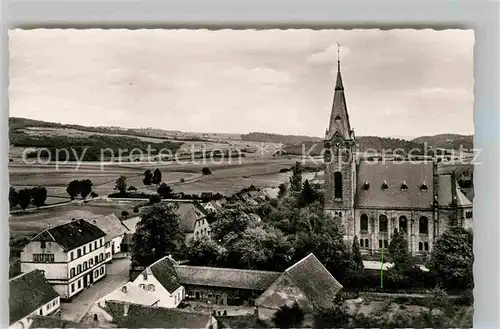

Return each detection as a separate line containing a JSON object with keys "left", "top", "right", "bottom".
{"left": 9, "top": 29, "right": 474, "bottom": 139}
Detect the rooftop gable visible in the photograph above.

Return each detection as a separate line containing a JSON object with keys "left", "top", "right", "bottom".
{"left": 88, "top": 214, "right": 130, "bottom": 242}
{"left": 31, "top": 219, "right": 106, "bottom": 251}
{"left": 147, "top": 255, "right": 182, "bottom": 293}
{"left": 106, "top": 301, "right": 212, "bottom": 328}
{"left": 9, "top": 270, "right": 59, "bottom": 325}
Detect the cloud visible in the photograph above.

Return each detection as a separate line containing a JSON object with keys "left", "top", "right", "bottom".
{"left": 405, "top": 87, "right": 473, "bottom": 100}
{"left": 221, "top": 66, "right": 294, "bottom": 86}
{"left": 306, "top": 44, "right": 351, "bottom": 66}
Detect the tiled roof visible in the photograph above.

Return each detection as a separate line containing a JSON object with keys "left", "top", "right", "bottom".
{"left": 31, "top": 219, "right": 106, "bottom": 251}
{"left": 106, "top": 301, "right": 212, "bottom": 328}
{"left": 174, "top": 202, "right": 207, "bottom": 233}
{"left": 101, "top": 282, "right": 159, "bottom": 306}
{"left": 437, "top": 174, "right": 453, "bottom": 206}
{"left": 355, "top": 161, "right": 434, "bottom": 209}
{"left": 30, "top": 316, "right": 85, "bottom": 328}
{"left": 174, "top": 265, "right": 281, "bottom": 290}
{"left": 9, "top": 270, "right": 59, "bottom": 325}
{"left": 89, "top": 214, "right": 130, "bottom": 242}
{"left": 148, "top": 256, "right": 181, "bottom": 293}
{"left": 284, "top": 253, "right": 343, "bottom": 310}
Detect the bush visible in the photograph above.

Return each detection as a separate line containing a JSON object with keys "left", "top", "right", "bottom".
{"left": 133, "top": 207, "right": 139, "bottom": 213}
{"left": 180, "top": 178, "right": 185, "bottom": 183}
{"left": 121, "top": 210, "right": 129, "bottom": 218}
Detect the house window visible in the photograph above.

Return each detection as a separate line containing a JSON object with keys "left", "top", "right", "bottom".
{"left": 71, "top": 284, "right": 75, "bottom": 292}
{"left": 100, "top": 267, "right": 104, "bottom": 275}
{"left": 94, "top": 241, "right": 97, "bottom": 249}
{"left": 399, "top": 216, "right": 408, "bottom": 233}
{"left": 100, "top": 239, "right": 103, "bottom": 247}
{"left": 175, "top": 295, "right": 177, "bottom": 304}
{"left": 139, "top": 284, "right": 145, "bottom": 289}
{"left": 424, "top": 242, "right": 429, "bottom": 251}
{"left": 334, "top": 172, "right": 342, "bottom": 199}
{"left": 78, "top": 280, "right": 81, "bottom": 289}
{"left": 77, "top": 265, "right": 82, "bottom": 274}
{"left": 379, "top": 239, "right": 388, "bottom": 249}
{"left": 83, "top": 261, "right": 88, "bottom": 270}
{"left": 419, "top": 242, "right": 423, "bottom": 251}
{"left": 379, "top": 240, "right": 382, "bottom": 248}
{"left": 46, "top": 304, "right": 50, "bottom": 311}
{"left": 33, "top": 254, "right": 55, "bottom": 263}
{"left": 360, "top": 214, "right": 369, "bottom": 232}
{"left": 70, "top": 251, "right": 74, "bottom": 260}
{"left": 77, "top": 249, "right": 82, "bottom": 257}
{"left": 419, "top": 217, "right": 429, "bottom": 234}
{"left": 40, "top": 241, "right": 46, "bottom": 249}
{"left": 95, "top": 256, "right": 99, "bottom": 264}
{"left": 89, "top": 259, "right": 93, "bottom": 267}
{"left": 148, "top": 284, "right": 155, "bottom": 291}
{"left": 106, "top": 252, "right": 111, "bottom": 259}
{"left": 83, "top": 246, "right": 86, "bottom": 254}
{"left": 99, "top": 253, "right": 103, "bottom": 262}
{"left": 39, "top": 309, "right": 43, "bottom": 315}
{"left": 94, "top": 270, "right": 98, "bottom": 278}
{"left": 364, "top": 239, "right": 369, "bottom": 247}
{"left": 89, "top": 244, "right": 92, "bottom": 252}
{"left": 379, "top": 215, "right": 388, "bottom": 233}
{"left": 70, "top": 268, "right": 75, "bottom": 277}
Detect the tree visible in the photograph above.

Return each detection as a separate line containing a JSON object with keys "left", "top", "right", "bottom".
{"left": 90, "top": 191, "right": 98, "bottom": 198}
{"left": 66, "top": 180, "right": 81, "bottom": 200}
{"left": 31, "top": 186, "right": 47, "bottom": 208}
{"left": 9, "top": 187, "right": 19, "bottom": 209}
{"left": 428, "top": 226, "right": 473, "bottom": 290}
{"left": 18, "top": 188, "right": 32, "bottom": 210}
{"left": 143, "top": 170, "right": 153, "bottom": 186}
{"left": 186, "top": 236, "right": 222, "bottom": 266}
{"left": 201, "top": 167, "right": 212, "bottom": 176}
{"left": 79, "top": 179, "right": 93, "bottom": 200}
{"left": 388, "top": 228, "right": 412, "bottom": 271}
{"left": 131, "top": 203, "right": 184, "bottom": 266}
{"left": 300, "top": 179, "right": 319, "bottom": 206}
{"left": 314, "top": 303, "right": 350, "bottom": 329}
{"left": 210, "top": 202, "right": 256, "bottom": 242}
{"left": 152, "top": 168, "right": 162, "bottom": 185}
{"left": 157, "top": 183, "right": 173, "bottom": 198}
{"left": 273, "top": 303, "right": 304, "bottom": 329}
{"left": 289, "top": 162, "right": 302, "bottom": 192}
{"left": 351, "top": 235, "right": 364, "bottom": 271}
{"left": 426, "top": 285, "right": 449, "bottom": 314}
{"left": 149, "top": 194, "right": 162, "bottom": 205}
{"left": 115, "top": 175, "right": 127, "bottom": 195}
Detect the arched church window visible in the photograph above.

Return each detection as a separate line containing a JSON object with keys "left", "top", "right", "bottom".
{"left": 379, "top": 215, "right": 388, "bottom": 233}
{"left": 419, "top": 217, "right": 428, "bottom": 234}
{"left": 365, "top": 239, "right": 369, "bottom": 247}
{"left": 334, "top": 172, "right": 342, "bottom": 199}
{"left": 360, "top": 214, "right": 369, "bottom": 232}
{"left": 360, "top": 239, "right": 364, "bottom": 247}
{"left": 419, "top": 242, "right": 423, "bottom": 251}
{"left": 399, "top": 216, "right": 408, "bottom": 233}
{"left": 424, "top": 242, "right": 429, "bottom": 251}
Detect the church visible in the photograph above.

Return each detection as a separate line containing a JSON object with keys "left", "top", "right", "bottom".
{"left": 322, "top": 57, "right": 473, "bottom": 256}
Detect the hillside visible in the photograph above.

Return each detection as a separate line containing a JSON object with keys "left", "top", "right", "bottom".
{"left": 241, "top": 132, "right": 321, "bottom": 144}
{"left": 284, "top": 136, "right": 429, "bottom": 156}
{"left": 412, "top": 134, "right": 473, "bottom": 150}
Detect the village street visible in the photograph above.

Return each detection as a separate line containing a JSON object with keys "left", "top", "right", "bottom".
{"left": 60, "top": 257, "right": 131, "bottom": 323}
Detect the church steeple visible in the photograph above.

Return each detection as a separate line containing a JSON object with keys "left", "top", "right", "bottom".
{"left": 326, "top": 43, "right": 352, "bottom": 141}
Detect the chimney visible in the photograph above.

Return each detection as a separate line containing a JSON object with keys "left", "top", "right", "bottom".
{"left": 123, "top": 303, "right": 129, "bottom": 317}
{"left": 121, "top": 285, "right": 127, "bottom": 293}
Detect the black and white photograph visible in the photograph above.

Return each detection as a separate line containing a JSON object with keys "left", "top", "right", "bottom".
{"left": 8, "top": 28, "right": 474, "bottom": 328}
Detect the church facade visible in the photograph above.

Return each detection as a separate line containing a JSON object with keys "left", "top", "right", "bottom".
{"left": 322, "top": 60, "right": 473, "bottom": 256}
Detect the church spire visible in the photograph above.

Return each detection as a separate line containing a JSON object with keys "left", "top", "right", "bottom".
{"left": 326, "top": 43, "right": 352, "bottom": 141}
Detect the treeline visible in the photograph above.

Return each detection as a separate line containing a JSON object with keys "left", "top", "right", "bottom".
{"left": 10, "top": 131, "right": 181, "bottom": 161}
{"left": 241, "top": 132, "right": 321, "bottom": 144}
{"left": 413, "top": 134, "right": 474, "bottom": 150}
{"left": 9, "top": 186, "right": 48, "bottom": 210}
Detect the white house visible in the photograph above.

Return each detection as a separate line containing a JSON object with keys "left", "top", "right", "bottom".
{"left": 132, "top": 255, "right": 185, "bottom": 308}
{"left": 97, "top": 282, "right": 159, "bottom": 308}
{"left": 20, "top": 219, "right": 107, "bottom": 299}
{"left": 9, "top": 269, "right": 60, "bottom": 329}
{"left": 89, "top": 214, "right": 130, "bottom": 262}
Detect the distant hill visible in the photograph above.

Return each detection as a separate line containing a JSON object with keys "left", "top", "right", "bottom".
{"left": 241, "top": 132, "right": 321, "bottom": 144}
{"left": 284, "top": 136, "right": 429, "bottom": 156}
{"left": 412, "top": 134, "right": 473, "bottom": 150}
